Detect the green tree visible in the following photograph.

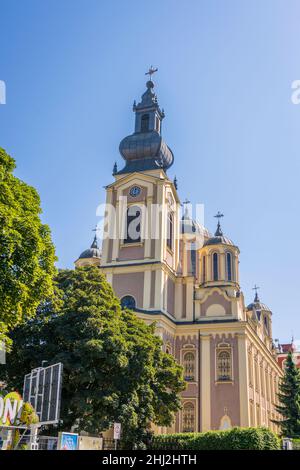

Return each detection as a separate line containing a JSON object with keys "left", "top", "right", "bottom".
{"left": 4, "top": 266, "right": 185, "bottom": 448}
{"left": 274, "top": 352, "right": 300, "bottom": 437}
{"left": 0, "top": 148, "right": 56, "bottom": 345}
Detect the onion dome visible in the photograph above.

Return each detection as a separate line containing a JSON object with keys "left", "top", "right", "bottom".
{"left": 78, "top": 235, "right": 101, "bottom": 260}
{"left": 117, "top": 76, "right": 174, "bottom": 174}
{"left": 203, "top": 212, "right": 235, "bottom": 247}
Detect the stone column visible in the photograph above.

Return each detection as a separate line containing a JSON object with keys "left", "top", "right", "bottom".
{"left": 154, "top": 269, "right": 163, "bottom": 311}
{"left": 200, "top": 334, "right": 211, "bottom": 431}
{"left": 237, "top": 333, "right": 250, "bottom": 427}
{"left": 185, "top": 278, "right": 194, "bottom": 321}
{"left": 143, "top": 270, "right": 152, "bottom": 309}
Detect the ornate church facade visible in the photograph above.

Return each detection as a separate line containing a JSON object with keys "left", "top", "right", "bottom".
{"left": 75, "top": 75, "right": 283, "bottom": 434}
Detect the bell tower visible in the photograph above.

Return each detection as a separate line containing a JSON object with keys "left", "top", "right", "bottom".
{"left": 100, "top": 71, "right": 180, "bottom": 318}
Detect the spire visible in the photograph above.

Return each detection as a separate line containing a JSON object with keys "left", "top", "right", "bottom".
{"left": 91, "top": 234, "right": 98, "bottom": 249}
{"left": 118, "top": 69, "right": 174, "bottom": 175}
{"left": 173, "top": 175, "right": 178, "bottom": 190}
{"left": 112, "top": 162, "right": 118, "bottom": 175}
{"left": 214, "top": 211, "right": 224, "bottom": 236}
{"left": 91, "top": 226, "right": 100, "bottom": 249}
{"left": 252, "top": 284, "right": 260, "bottom": 303}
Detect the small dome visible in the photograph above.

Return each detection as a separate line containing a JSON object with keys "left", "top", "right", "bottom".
{"left": 246, "top": 301, "right": 271, "bottom": 312}
{"left": 78, "top": 235, "right": 101, "bottom": 260}
{"left": 181, "top": 213, "right": 211, "bottom": 238}
{"left": 203, "top": 215, "right": 236, "bottom": 247}
{"left": 203, "top": 234, "right": 234, "bottom": 247}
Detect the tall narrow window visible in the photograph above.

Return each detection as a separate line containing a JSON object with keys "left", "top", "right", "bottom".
{"left": 217, "top": 349, "right": 232, "bottom": 381}
{"left": 202, "top": 256, "right": 206, "bottom": 283}
{"left": 213, "top": 252, "right": 219, "bottom": 281}
{"left": 155, "top": 116, "right": 160, "bottom": 132}
{"left": 124, "top": 206, "right": 141, "bottom": 244}
{"left": 226, "top": 252, "right": 232, "bottom": 281}
{"left": 141, "top": 114, "right": 150, "bottom": 132}
{"left": 167, "top": 212, "right": 173, "bottom": 250}
{"left": 183, "top": 352, "right": 195, "bottom": 381}
{"left": 182, "top": 402, "right": 195, "bottom": 432}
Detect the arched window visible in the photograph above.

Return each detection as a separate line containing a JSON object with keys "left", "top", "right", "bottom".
{"left": 226, "top": 252, "right": 232, "bottom": 281}
{"left": 202, "top": 256, "right": 206, "bottom": 283}
{"left": 213, "top": 252, "right": 219, "bottom": 281}
{"left": 124, "top": 205, "right": 141, "bottom": 244}
{"left": 264, "top": 315, "right": 268, "bottom": 333}
{"left": 183, "top": 351, "right": 195, "bottom": 381}
{"left": 217, "top": 349, "right": 232, "bottom": 381}
{"left": 141, "top": 114, "right": 150, "bottom": 132}
{"left": 121, "top": 295, "right": 136, "bottom": 310}
{"left": 165, "top": 342, "right": 172, "bottom": 355}
{"left": 167, "top": 212, "right": 173, "bottom": 250}
{"left": 182, "top": 402, "right": 195, "bottom": 432}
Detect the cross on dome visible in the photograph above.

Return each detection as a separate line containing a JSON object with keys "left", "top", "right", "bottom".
{"left": 252, "top": 284, "right": 260, "bottom": 302}
{"left": 145, "top": 66, "right": 158, "bottom": 80}
{"left": 214, "top": 211, "right": 224, "bottom": 236}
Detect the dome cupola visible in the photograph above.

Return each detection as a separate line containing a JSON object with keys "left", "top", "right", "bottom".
{"left": 203, "top": 212, "right": 235, "bottom": 247}
{"left": 199, "top": 213, "right": 240, "bottom": 287}
{"left": 117, "top": 68, "right": 174, "bottom": 174}
{"left": 246, "top": 286, "right": 271, "bottom": 313}
{"left": 75, "top": 233, "right": 101, "bottom": 267}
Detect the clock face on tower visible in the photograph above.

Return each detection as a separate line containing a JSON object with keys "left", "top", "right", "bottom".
{"left": 129, "top": 186, "right": 141, "bottom": 197}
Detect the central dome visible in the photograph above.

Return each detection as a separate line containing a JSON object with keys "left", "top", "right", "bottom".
{"left": 119, "top": 130, "right": 174, "bottom": 173}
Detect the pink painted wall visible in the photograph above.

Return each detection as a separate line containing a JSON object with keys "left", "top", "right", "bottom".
{"left": 118, "top": 244, "right": 144, "bottom": 261}
{"left": 200, "top": 291, "right": 232, "bottom": 316}
{"left": 112, "top": 272, "right": 144, "bottom": 309}
{"left": 210, "top": 334, "right": 240, "bottom": 429}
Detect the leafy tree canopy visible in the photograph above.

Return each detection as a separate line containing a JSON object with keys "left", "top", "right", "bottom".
{"left": 4, "top": 266, "right": 185, "bottom": 448}
{"left": 274, "top": 351, "right": 300, "bottom": 437}
{"left": 0, "top": 148, "right": 56, "bottom": 345}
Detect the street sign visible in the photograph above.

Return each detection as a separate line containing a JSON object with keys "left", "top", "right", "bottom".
{"left": 113, "top": 422, "right": 121, "bottom": 440}
{"left": 23, "top": 363, "right": 63, "bottom": 425}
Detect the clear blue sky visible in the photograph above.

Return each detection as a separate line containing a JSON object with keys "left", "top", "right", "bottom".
{"left": 0, "top": 0, "right": 299, "bottom": 343}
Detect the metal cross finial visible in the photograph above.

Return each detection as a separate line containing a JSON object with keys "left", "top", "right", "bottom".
{"left": 182, "top": 198, "right": 191, "bottom": 206}
{"left": 252, "top": 284, "right": 260, "bottom": 294}
{"left": 214, "top": 211, "right": 224, "bottom": 221}
{"left": 145, "top": 66, "right": 158, "bottom": 79}
{"left": 252, "top": 284, "right": 260, "bottom": 302}
{"left": 214, "top": 211, "right": 224, "bottom": 236}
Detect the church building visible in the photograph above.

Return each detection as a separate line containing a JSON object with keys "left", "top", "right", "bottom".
{"left": 75, "top": 73, "right": 283, "bottom": 433}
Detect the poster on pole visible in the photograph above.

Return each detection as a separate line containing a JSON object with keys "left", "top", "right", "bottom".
{"left": 58, "top": 432, "right": 79, "bottom": 450}
{"left": 113, "top": 422, "right": 121, "bottom": 440}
